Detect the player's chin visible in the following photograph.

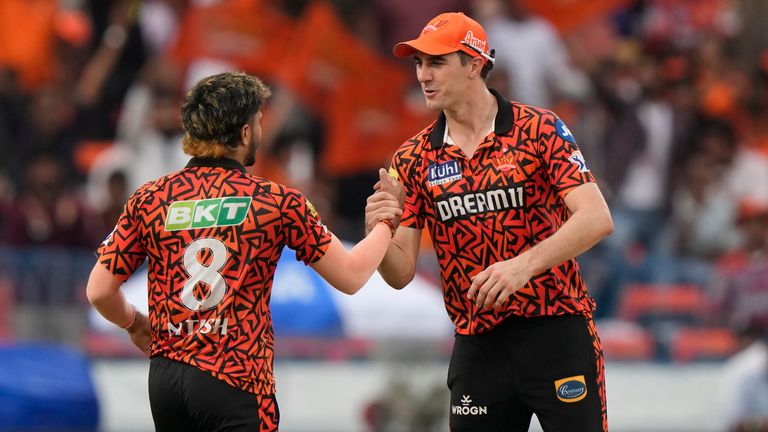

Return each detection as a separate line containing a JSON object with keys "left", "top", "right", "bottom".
{"left": 424, "top": 99, "right": 443, "bottom": 112}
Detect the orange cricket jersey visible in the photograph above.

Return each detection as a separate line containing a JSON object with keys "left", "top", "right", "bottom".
{"left": 390, "top": 89, "right": 597, "bottom": 335}
{"left": 97, "top": 157, "right": 332, "bottom": 394}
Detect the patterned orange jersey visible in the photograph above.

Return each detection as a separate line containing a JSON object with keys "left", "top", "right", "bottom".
{"left": 97, "top": 157, "right": 332, "bottom": 395}
{"left": 390, "top": 89, "right": 596, "bottom": 335}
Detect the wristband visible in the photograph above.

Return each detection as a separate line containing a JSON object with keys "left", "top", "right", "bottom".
{"left": 378, "top": 220, "right": 396, "bottom": 238}
{"left": 120, "top": 306, "right": 137, "bottom": 329}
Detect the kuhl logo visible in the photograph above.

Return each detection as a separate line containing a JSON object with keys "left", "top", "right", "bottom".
{"left": 428, "top": 160, "right": 462, "bottom": 187}
{"left": 554, "top": 375, "right": 588, "bottom": 403}
{"left": 165, "top": 197, "right": 251, "bottom": 231}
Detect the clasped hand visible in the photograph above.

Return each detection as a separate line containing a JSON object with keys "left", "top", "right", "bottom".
{"left": 365, "top": 168, "right": 405, "bottom": 235}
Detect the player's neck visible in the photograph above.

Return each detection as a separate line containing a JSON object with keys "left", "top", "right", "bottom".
{"left": 443, "top": 88, "right": 496, "bottom": 156}
{"left": 443, "top": 88, "right": 496, "bottom": 138}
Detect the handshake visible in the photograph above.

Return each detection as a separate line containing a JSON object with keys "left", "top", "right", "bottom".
{"left": 364, "top": 168, "right": 406, "bottom": 237}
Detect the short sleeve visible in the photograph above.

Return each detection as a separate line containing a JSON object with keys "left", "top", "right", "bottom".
{"left": 390, "top": 147, "right": 425, "bottom": 229}
{"left": 280, "top": 188, "right": 333, "bottom": 265}
{"left": 95, "top": 194, "right": 147, "bottom": 282}
{"left": 538, "top": 113, "right": 595, "bottom": 199}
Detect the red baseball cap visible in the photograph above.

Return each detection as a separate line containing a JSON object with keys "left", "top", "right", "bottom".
{"left": 393, "top": 12, "right": 494, "bottom": 64}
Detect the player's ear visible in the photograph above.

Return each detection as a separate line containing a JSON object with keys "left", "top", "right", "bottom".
{"left": 469, "top": 56, "right": 484, "bottom": 78}
{"left": 240, "top": 123, "right": 250, "bottom": 147}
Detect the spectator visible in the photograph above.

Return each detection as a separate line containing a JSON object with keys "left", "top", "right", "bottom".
{"left": 2, "top": 153, "right": 99, "bottom": 249}
{"left": 722, "top": 323, "right": 768, "bottom": 432}
{"left": 471, "top": 0, "right": 590, "bottom": 107}
{"left": 712, "top": 200, "right": 768, "bottom": 332}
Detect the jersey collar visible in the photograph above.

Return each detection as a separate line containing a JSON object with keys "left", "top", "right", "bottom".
{"left": 427, "top": 88, "right": 514, "bottom": 150}
{"left": 186, "top": 157, "right": 246, "bottom": 173}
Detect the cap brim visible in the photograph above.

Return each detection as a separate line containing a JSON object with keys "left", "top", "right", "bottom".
{"left": 393, "top": 38, "right": 459, "bottom": 58}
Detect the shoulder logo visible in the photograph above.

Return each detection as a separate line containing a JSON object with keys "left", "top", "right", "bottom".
{"left": 568, "top": 151, "right": 590, "bottom": 173}
{"left": 554, "top": 375, "right": 587, "bottom": 403}
{"left": 102, "top": 226, "right": 117, "bottom": 246}
{"left": 305, "top": 199, "right": 319, "bottom": 218}
{"left": 165, "top": 197, "right": 251, "bottom": 231}
{"left": 555, "top": 119, "right": 576, "bottom": 143}
{"left": 428, "top": 160, "right": 462, "bottom": 187}
{"left": 388, "top": 166, "right": 399, "bottom": 181}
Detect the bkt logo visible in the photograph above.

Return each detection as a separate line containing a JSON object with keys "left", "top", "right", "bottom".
{"left": 451, "top": 394, "right": 488, "bottom": 416}
{"left": 428, "top": 160, "right": 462, "bottom": 187}
{"left": 165, "top": 197, "right": 251, "bottom": 231}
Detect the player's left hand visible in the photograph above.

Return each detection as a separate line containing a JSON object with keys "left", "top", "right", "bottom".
{"left": 467, "top": 254, "right": 534, "bottom": 310}
{"left": 126, "top": 311, "right": 152, "bottom": 357}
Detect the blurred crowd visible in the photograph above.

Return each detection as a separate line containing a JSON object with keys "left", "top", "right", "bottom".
{"left": 0, "top": 0, "right": 767, "bottom": 356}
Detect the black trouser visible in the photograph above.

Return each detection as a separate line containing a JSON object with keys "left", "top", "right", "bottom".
{"left": 149, "top": 356, "right": 279, "bottom": 432}
{"left": 448, "top": 315, "right": 607, "bottom": 431}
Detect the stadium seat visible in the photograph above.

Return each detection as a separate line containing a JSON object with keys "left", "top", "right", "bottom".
{"left": 670, "top": 327, "right": 739, "bottom": 362}
{"left": 0, "top": 278, "right": 13, "bottom": 341}
{"left": 617, "top": 283, "right": 708, "bottom": 324}
{"left": 596, "top": 319, "right": 656, "bottom": 361}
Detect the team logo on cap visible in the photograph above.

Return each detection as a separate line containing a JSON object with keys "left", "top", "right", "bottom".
{"left": 462, "top": 31, "right": 487, "bottom": 53}
{"left": 422, "top": 19, "right": 448, "bottom": 34}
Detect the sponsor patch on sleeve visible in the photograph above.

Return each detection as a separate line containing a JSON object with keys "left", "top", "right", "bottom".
{"left": 568, "top": 151, "right": 590, "bottom": 173}
{"left": 555, "top": 118, "right": 576, "bottom": 143}
{"left": 388, "top": 166, "right": 399, "bottom": 181}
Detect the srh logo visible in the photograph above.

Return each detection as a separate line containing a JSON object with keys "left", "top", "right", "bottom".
{"left": 493, "top": 154, "right": 517, "bottom": 172}
{"left": 165, "top": 197, "right": 251, "bottom": 231}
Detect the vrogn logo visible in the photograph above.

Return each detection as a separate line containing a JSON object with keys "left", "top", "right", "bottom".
{"left": 165, "top": 197, "right": 252, "bottom": 231}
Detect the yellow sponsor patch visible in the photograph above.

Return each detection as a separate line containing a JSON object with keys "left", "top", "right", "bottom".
{"left": 554, "top": 375, "right": 587, "bottom": 403}
{"left": 305, "top": 199, "right": 319, "bottom": 218}
{"left": 388, "top": 166, "right": 399, "bottom": 181}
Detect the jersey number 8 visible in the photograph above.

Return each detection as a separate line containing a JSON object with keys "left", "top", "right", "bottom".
{"left": 180, "top": 238, "right": 228, "bottom": 311}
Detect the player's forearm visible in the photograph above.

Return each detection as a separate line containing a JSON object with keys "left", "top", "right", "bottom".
{"left": 318, "top": 223, "right": 393, "bottom": 295}
{"left": 524, "top": 206, "right": 613, "bottom": 276}
{"left": 378, "top": 238, "right": 417, "bottom": 289}
{"left": 86, "top": 264, "right": 135, "bottom": 329}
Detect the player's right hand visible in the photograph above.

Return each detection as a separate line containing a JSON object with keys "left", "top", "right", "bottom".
{"left": 365, "top": 168, "right": 404, "bottom": 235}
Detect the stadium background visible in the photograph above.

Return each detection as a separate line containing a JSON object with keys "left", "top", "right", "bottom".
{"left": 0, "top": 0, "right": 767, "bottom": 430}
